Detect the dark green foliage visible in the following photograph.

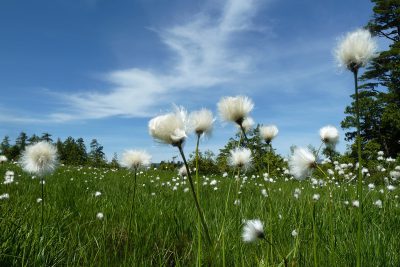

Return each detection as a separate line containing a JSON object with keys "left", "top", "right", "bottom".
{"left": 342, "top": 0, "right": 400, "bottom": 158}
{"left": 217, "top": 125, "right": 286, "bottom": 176}
{"left": 89, "top": 139, "right": 107, "bottom": 167}
{"left": 188, "top": 149, "right": 219, "bottom": 174}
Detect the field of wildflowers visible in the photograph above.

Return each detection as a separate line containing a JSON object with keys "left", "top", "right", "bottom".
{"left": 1, "top": 27, "right": 399, "bottom": 266}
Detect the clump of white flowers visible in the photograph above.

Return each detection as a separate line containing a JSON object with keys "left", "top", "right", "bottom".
{"left": 335, "top": 29, "right": 377, "bottom": 72}
{"left": 229, "top": 147, "right": 252, "bottom": 170}
{"left": 96, "top": 212, "right": 104, "bottom": 220}
{"left": 120, "top": 150, "right": 151, "bottom": 170}
{"left": 259, "top": 125, "right": 279, "bottom": 143}
{"left": 289, "top": 147, "right": 316, "bottom": 180}
{"left": 242, "top": 219, "right": 264, "bottom": 242}
{"left": 319, "top": 125, "right": 339, "bottom": 146}
{"left": 0, "top": 193, "right": 10, "bottom": 200}
{"left": 20, "top": 141, "right": 58, "bottom": 176}
{"left": 148, "top": 106, "right": 188, "bottom": 147}
{"left": 217, "top": 95, "right": 254, "bottom": 126}
{"left": 189, "top": 108, "right": 214, "bottom": 137}
{"left": 4, "top": 171, "right": 14, "bottom": 185}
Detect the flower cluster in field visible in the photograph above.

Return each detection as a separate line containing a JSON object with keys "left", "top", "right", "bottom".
{"left": 2, "top": 27, "right": 400, "bottom": 266}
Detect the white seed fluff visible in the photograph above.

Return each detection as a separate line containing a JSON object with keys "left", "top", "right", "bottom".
{"left": 189, "top": 108, "right": 214, "bottom": 136}
{"left": 217, "top": 95, "right": 254, "bottom": 125}
{"left": 120, "top": 150, "right": 151, "bottom": 170}
{"left": 148, "top": 107, "right": 187, "bottom": 146}
{"left": 242, "top": 219, "right": 265, "bottom": 242}
{"left": 319, "top": 125, "right": 339, "bottom": 146}
{"left": 20, "top": 141, "right": 58, "bottom": 176}
{"left": 229, "top": 147, "right": 252, "bottom": 170}
{"left": 259, "top": 125, "right": 279, "bottom": 143}
{"left": 289, "top": 147, "right": 316, "bottom": 180}
{"left": 335, "top": 29, "right": 377, "bottom": 71}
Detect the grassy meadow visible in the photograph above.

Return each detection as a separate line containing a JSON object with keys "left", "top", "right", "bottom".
{"left": 1, "top": 156, "right": 400, "bottom": 266}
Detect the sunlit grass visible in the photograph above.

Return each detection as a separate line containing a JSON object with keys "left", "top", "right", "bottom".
{"left": 1, "top": 161, "right": 399, "bottom": 266}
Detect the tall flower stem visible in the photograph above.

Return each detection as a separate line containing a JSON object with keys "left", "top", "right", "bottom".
{"left": 312, "top": 202, "right": 318, "bottom": 267}
{"left": 40, "top": 177, "right": 44, "bottom": 238}
{"left": 239, "top": 125, "right": 251, "bottom": 148}
{"left": 177, "top": 145, "right": 212, "bottom": 246}
{"left": 126, "top": 168, "right": 138, "bottom": 261}
{"left": 39, "top": 176, "right": 45, "bottom": 263}
{"left": 353, "top": 68, "right": 363, "bottom": 267}
{"left": 195, "top": 134, "right": 202, "bottom": 267}
{"left": 266, "top": 142, "right": 271, "bottom": 175}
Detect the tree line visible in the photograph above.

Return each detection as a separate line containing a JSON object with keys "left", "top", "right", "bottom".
{"left": 0, "top": 132, "right": 117, "bottom": 167}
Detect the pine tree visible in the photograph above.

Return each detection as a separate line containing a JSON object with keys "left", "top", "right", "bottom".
{"left": 89, "top": 139, "right": 106, "bottom": 167}
{"left": 342, "top": 0, "right": 400, "bottom": 157}
{"left": 41, "top": 132, "right": 53, "bottom": 143}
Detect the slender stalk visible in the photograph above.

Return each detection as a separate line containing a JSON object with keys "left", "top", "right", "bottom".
{"left": 39, "top": 176, "right": 44, "bottom": 263}
{"left": 262, "top": 237, "right": 287, "bottom": 267}
{"left": 266, "top": 142, "right": 271, "bottom": 175}
{"left": 354, "top": 69, "right": 363, "bottom": 267}
{"left": 126, "top": 168, "right": 138, "bottom": 260}
{"left": 40, "top": 177, "right": 44, "bottom": 238}
{"left": 177, "top": 145, "right": 212, "bottom": 245}
{"left": 316, "top": 162, "right": 335, "bottom": 264}
{"left": 312, "top": 202, "right": 318, "bottom": 267}
{"left": 239, "top": 125, "right": 249, "bottom": 146}
{"left": 195, "top": 134, "right": 202, "bottom": 267}
{"left": 235, "top": 167, "right": 241, "bottom": 227}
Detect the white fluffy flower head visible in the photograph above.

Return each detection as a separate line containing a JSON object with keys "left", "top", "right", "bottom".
{"left": 242, "top": 219, "right": 265, "bottom": 242}
{"left": 178, "top": 165, "right": 188, "bottom": 177}
{"left": 0, "top": 155, "right": 7, "bottom": 163}
{"left": 260, "top": 125, "right": 279, "bottom": 143}
{"left": 149, "top": 106, "right": 188, "bottom": 146}
{"left": 217, "top": 95, "right": 254, "bottom": 125}
{"left": 289, "top": 147, "right": 316, "bottom": 180}
{"left": 20, "top": 141, "right": 58, "bottom": 176}
{"left": 239, "top": 117, "right": 254, "bottom": 133}
{"left": 121, "top": 150, "right": 151, "bottom": 170}
{"left": 229, "top": 147, "right": 252, "bottom": 169}
{"left": 335, "top": 29, "right": 377, "bottom": 72}
{"left": 189, "top": 108, "right": 214, "bottom": 136}
{"left": 319, "top": 125, "right": 339, "bottom": 146}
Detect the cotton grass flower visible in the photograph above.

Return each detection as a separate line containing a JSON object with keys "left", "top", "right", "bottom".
{"left": 242, "top": 219, "right": 264, "bottom": 242}
{"left": 96, "top": 212, "right": 104, "bottom": 220}
{"left": 148, "top": 106, "right": 188, "bottom": 146}
{"left": 289, "top": 147, "right": 316, "bottom": 180}
{"left": 217, "top": 95, "right": 254, "bottom": 126}
{"left": 240, "top": 117, "right": 254, "bottom": 132}
{"left": 374, "top": 200, "right": 382, "bottom": 209}
{"left": 0, "top": 155, "right": 7, "bottom": 163}
{"left": 120, "top": 150, "right": 151, "bottom": 170}
{"left": 291, "top": 229, "right": 298, "bottom": 237}
{"left": 335, "top": 29, "right": 377, "bottom": 72}
{"left": 178, "top": 165, "right": 188, "bottom": 177}
{"left": 189, "top": 108, "right": 214, "bottom": 137}
{"left": 229, "top": 147, "right": 252, "bottom": 170}
{"left": 319, "top": 125, "right": 339, "bottom": 146}
{"left": 0, "top": 193, "right": 9, "bottom": 200}
{"left": 313, "top": 194, "right": 321, "bottom": 201}
{"left": 20, "top": 141, "right": 58, "bottom": 176}
{"left": 260, "top": 125, "right": 279, "bottom": 143}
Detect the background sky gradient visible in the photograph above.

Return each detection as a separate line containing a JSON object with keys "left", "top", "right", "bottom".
{"left": 0, "top": 0, "right": 380, "bottom": 162}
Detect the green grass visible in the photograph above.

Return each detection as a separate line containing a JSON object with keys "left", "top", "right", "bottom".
{"left": 1, "top": 162, "right": 400, "bottom": 266}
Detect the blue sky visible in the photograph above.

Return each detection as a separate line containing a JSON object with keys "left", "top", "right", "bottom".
{"left": 0, "top": 0, "right": 379, "bottom": 162}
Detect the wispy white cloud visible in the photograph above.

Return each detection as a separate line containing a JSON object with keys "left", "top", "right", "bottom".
{"left": 51, "top": 0, "right": 265, "bottom": 121}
